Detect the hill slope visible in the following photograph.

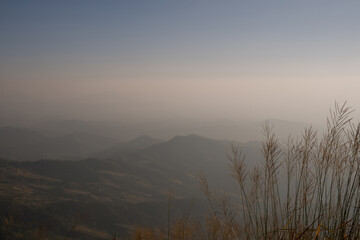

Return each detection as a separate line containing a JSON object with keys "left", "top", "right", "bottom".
{"left": 0, "top": 134, "right": 263, "bottom": 238}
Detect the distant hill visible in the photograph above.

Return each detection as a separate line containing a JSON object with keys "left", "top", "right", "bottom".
{"left": 97, "top": 135, "right": 162, "bottom": 158}
{"left": 30, "top": 118, "right": 319, "bottom": 142}
{"left": 0, "top": 126, "right": 47, "bottom": 160}
{"left": 123, "top": 135, "right": 163, "bottom": 149}
{"left": 31, "top": 120, "right": 106, "bottom": 137}
{"left": 0, "top": 126, "right": 120, "bottom": 160}
{"left": 31, "top": 119, "right": 138, "bottom": 140}
{"left": 0, "top": 126, "right": 47, "bottom": 146}
{"left": 30, "top": 132, "right": 119, "bottom": 160}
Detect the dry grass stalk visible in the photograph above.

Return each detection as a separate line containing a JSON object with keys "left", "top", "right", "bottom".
{"left": 129, "top": 102, "right": 360, "bottom": 240}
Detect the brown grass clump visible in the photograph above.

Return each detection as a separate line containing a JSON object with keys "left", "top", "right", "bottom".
{"left": 129, "top": 102, "right": 360, "bottom": 239}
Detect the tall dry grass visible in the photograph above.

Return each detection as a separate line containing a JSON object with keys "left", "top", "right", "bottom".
{"left": 129, "top": 102, "right": 360, "bottom": 240}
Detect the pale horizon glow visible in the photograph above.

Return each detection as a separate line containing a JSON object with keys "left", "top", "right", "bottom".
{"left": 1, "top": 1, "right": 360, "bottom": 126}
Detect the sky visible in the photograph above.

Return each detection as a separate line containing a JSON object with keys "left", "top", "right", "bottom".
{"left": 1, "top": 1, "right": 360, "bottom": 125}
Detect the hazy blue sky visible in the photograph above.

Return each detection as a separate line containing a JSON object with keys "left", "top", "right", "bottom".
{"left": 1, "top": 1, "right": 360, "bottom": 124}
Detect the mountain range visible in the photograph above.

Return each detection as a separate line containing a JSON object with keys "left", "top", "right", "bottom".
{"left": 0, "top": 126, "right": 162, "bottom": 161}
{"left": 0, "top": 129, "right": 263, "bottom": 239}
